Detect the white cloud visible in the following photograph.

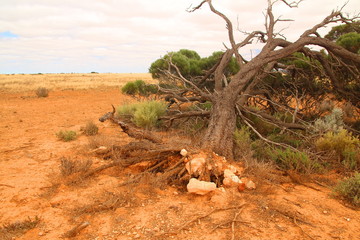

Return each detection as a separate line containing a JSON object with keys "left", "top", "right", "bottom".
{"left": 0, "top": 0, "right": 359, "bottom": 73}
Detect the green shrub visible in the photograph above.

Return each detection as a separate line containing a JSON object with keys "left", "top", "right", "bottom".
{"left": 333, "top": 173, "right": 360, "bottom": 206}
{"left": 121, "top": 81, "right": 138, "bottom": 95}
{"left": 267, "top": 133, "right": 302, "bottom": 148}
{"left": 268, "top": 148, "right": 322, "bottom": 173}
{"left": 56, "top": 130, "right": 77, "bottom": 142}
{"left": 35, "top": 87, "right": 49, "bottom": 98}
{"left": 82, "top": 121, "right": 99, "bottom": 136}
{"left": 316, "top": 129, "right": 360, "bottom": 170}
{"left": 117, "top": 100, "right": 167, "bottom": 129}
{"left": 121, "top": 80, "right": 158, "bottom": 96}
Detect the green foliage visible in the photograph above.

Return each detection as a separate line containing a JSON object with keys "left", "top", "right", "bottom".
{"left": 316, "top": 129, "right": 360, "bottom": 170}
{"left": 333, "top": 173, "right": 360, "bottom": 207}
{"left": 117, "top": 100, "right": 167, "bottom": 129}
{"left": 56, "top": 130, "right": 77, "bottom": 142}
{"left": 35, "top": 87, "right": 49, "bottom": 98}
{"left": 325, "top": 21, "right": 360, "bottom": 41}
{"left": 268, "top": 148, "right": 322, "bottom": 173}
{"left": 82, "top": 121, "right": 99, "bottom": 136}
{"left": 336, "top": 32, "right": 360, "bottom": 53}
{"left": 267, "top": 133, "right": 302, "bottom": 148}
{"left": 121, "top": 80, "right": 158, "bottom": 96}
{"left": 234, "top": 126, "right": 253, "bottom": 160}
{"left": 149, "top": 49, "right": 239, "bottom": 81}
{"left": 314, "top": 108, "right": 344, "bottom": 133}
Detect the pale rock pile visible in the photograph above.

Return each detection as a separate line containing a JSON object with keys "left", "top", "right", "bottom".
{"left": 183, "top": 149, "right": 256, "bottom": 195}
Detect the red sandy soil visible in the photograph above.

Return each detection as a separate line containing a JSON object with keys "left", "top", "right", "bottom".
{"left": 0, "top": 88, "right": 359, "bottom": 240}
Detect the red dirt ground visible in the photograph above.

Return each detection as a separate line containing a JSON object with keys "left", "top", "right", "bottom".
{"left": 0, "top": 88, "right": 359, "bottom": 240}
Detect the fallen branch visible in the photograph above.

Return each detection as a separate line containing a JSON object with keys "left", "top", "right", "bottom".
{"left": 176, "top": 204, "right": 246, "bottom": 233}
{"left": 62, "top": 221, "right": 90, "bottom": 238}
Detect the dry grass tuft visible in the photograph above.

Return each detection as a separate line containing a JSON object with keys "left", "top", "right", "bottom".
{"left": 60, "top": 157, "right": 93, "bottom": 176}
{"left": 0, "top": 216, "right": 40, "bottom": 240}
{"left": 82, "top": 121, "right": 99, "bottom": 136}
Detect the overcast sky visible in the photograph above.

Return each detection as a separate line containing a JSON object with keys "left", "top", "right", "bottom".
{"left": 1, "top": 0, "right": 359, "bottom": 74}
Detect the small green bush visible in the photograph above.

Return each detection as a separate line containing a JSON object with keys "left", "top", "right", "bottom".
{"left": 121, "top": 80, "right": 158, "bottom": 96}
{"left": 234, "top": 126, "right": 253, "bottom": 160}
{"left": 82, "top": 121, "right": 99, "bottom": 136}
{"left": 268, "top": 148, "right": 322, "bottom": 173}
{"left": 35, "top": 87, "right": 49, "bottom": 98}
{"left": 117, "top": 100, "right": 167, "bottom": 129}
{"left": 56, "top": 130, "right": 77, "bottom": 142}
{"left": 267, "top": 133, "right": 302, "bottom": 148}
{"left": 316, "top": 129, "right": 360, "bottom": 170}
{"left": 333, "top": 173, "right": 360, "bottom": 207}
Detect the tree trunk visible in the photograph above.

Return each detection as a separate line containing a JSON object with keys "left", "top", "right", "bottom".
{"left": 202, "top": 93, "right": 237, "bottom": 160}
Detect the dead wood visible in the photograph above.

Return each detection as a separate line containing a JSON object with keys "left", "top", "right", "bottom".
{"left": 111, "top": 118, "right": 162, "bottom": 143}
{"left": 175, "top": 204, "right": 246, "bottom": 233}
{"left": 62, "top": 221, "right": 90, "bottom": 238}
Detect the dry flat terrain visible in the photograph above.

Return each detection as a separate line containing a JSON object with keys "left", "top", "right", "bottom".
{"left": 0, "top": 73, "right": 359, "bottom": 240}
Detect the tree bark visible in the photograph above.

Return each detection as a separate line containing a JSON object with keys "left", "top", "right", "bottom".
{"left": 201, "top": 93, "right": 237, "bottom": 159}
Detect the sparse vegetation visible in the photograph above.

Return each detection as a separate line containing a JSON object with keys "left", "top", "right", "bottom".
{"left": 82, "top": 121, "right": 99, "bottom": 136}
{"left": 117, "top": 100, "right": 167, "bottom": 129}
{"left": 56, "top": 130, "right": 77, "bottom": 142}
{"left": 333, "top": 173, "right": 360, "bottom": 207}
{"left": 0, "top": 216, "right": 40, "bottom": 240}
{"left": 35, "top": 87, "right": 49, "bottom": 97}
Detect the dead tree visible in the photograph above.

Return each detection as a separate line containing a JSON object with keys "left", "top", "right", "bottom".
{"left": 161, "top": 0, "right": 360, "bottom": 159}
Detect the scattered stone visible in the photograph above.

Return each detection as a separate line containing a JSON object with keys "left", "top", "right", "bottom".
{"left": 180, "top": 149, "right": 188, "bottom": 157}
{"left": 238, "top": 182, "right": 246, "bottom": 192}
{"left": 91, "top": 146, "right": 108, "bottom": 154}
{"left": 245, "top": 180, "right": 256, "bottom": 190}
{"left": 38, "top": 231, "right": 45, "bottom": 236}
{"left": 187, "top": 178, "right": 216, "bottom": 195}
{"left": 185, "top": 158, "right": 206, "bottom": 175}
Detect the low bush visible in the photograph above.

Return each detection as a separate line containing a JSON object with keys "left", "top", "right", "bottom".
{"left": 268, "top": 148, "right": 322, "bottom": 173}
{"left": 60, "top": 157, "right": 93, "bottom": 176}
{"left": 35, "top": 87, "right": 49, "bottom": 98}
{"left": 316, "top": 129, "right": 360, "bottom": 170}
{"left": 333, "top": 173, "right": 360, "bottom": 207}
{"left": 121, "top": 80, "right": 158, "bottom": 96}
{"left": 56, "top": 130, "right": 77, "bottom": 142}
{"left": 117, "top": 100, "right": 167, "bottom": 129}
{"left": 82, "top": 121, "right": 99, "bottom": 136}
{"left": 267, "top": 133, "right": 302, "bottom": 148}
{"left": 314, "top": 108, "right": 344, "bottom": 133}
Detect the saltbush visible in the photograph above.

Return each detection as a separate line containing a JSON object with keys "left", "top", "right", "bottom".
{"left": 333, "top": 173, "right": 360, "bottom": 206}
{"left": 316, "top": 129, "right": 360, "bottom": 170}
{"left": 117, "top": 100, "right": 167, "bottom": 129}
{"left": 314, "top": 108, "right": 344, "bottom": 133}
{"left": 56, "top": 130, "right": 77, "bottom": 142}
